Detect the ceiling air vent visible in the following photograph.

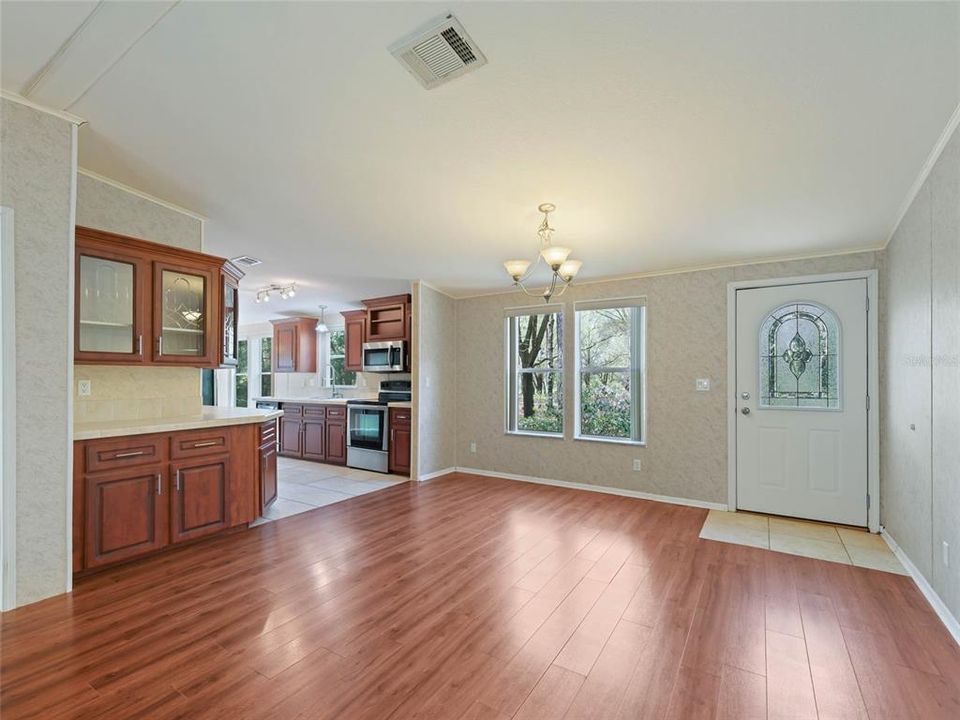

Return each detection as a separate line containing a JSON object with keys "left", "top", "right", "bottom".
{"left": 230, "top": 255, "right": 262, "bottom": 267}
{"left": 390, "top": 14, "right": 487, "bottom": 90}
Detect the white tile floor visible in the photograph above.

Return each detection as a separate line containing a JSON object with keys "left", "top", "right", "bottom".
{"left": 699, "top": 509, "right": 908, "bottom": 574}
{"left": 250, "top": 457, "right": 408, "bottom": 526}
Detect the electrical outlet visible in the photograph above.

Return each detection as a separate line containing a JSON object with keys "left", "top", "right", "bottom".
{"left": 943, "top": 541, "right": 950, "bottom": 568}
{"left": 695, "top": 378, "right": 711, "bottom": 391}
{"left": 77, "top": 379, "right": 92, "bottom": 397}
{"left": 632, "top": 459, "right": 642, "bottom": 472}
{"left": 470, "top": 441, "right": 477, "bottom": 454}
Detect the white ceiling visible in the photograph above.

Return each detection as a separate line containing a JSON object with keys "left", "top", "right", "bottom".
{"left": 2, "top": 2, "right": 959, "bottom": 306}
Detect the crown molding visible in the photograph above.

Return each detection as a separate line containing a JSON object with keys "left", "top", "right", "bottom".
{"left": 0, "top": 91, "right": 84, "bottom": 125}
{"left": 885, "top": 101, "right": 960, "bottom": 248}
{"left": 77, "top": 167, "right": 207, "bottom": 222}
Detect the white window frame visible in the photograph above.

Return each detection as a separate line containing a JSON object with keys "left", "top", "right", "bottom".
{"left": 326, "top": 328, "right": 357, "bottom": 388}
{"left": 235, "top": 338, "right": 249, "bottom": 407}
{"left": 573, "top": 298, "right": 646, "bottom": 445}
{"left": 504, "top": 305, "right": 565, "bottom": 438}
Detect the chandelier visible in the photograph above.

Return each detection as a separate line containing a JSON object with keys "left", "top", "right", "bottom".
{"left": 255, "top": 283, "right": 297, "bottom": 303}
{"left": 503, "top": 203, "right": 582, "bottom": 302}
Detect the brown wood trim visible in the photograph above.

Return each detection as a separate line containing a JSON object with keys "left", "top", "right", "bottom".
{"left": 76, "top": 225, "right": 229, "bottom": 268}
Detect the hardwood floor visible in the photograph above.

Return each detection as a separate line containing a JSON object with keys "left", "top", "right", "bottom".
{"left": 2, "top": 472, "right": 959, "bottom": 719}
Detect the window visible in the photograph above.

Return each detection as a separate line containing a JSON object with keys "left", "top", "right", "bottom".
{"left": 260, "top": 337, "right": 273, "bottom": 397}
{"left": 329, "top": 330, "right": 356, "bottom": 386}
{"left": 759, "top": 302, "right": 840, "bottom": 409}
{"left": 506, "top": 308, "right": 563, "bottom": 435}
{"left": 235, "top": 339, "right": 248, "bottom": 407}
{"left": 575, "top": 299, "right": 645, "bottom": 443}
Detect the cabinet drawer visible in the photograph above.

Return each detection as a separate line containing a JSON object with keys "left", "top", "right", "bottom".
{"left": 260, "top": 420, "right": 277, "bottom": 445}
{"left": 170, "top": 429, "right": 231, "bottom": 460}
{"left": 325, "top": 405, "right": 346, "bottom": 420}
{"left": 281, "top": 403, "right": 303, "bottom": 417}
{"left": 389, "top": 408, "right": 411, "bottom": 426}
{"left": 85, "top": 436, "right": 164, "bottom": 474}
{"left": 303, "top": 405, "right": 326, "bottom": 419}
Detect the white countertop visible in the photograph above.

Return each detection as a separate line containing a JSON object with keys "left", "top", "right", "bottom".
{"left": 253, "top": 396, "right": 374, "bottom": 405}
{"left": 387, "top": 401, "right": 412, "bottom": 409}
{"left": 75, "top": 407, "right": 283, "bottom": 441}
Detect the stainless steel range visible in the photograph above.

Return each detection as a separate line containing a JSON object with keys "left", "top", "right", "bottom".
{"left": 346, "top": 380, "right": 411, "bottom": 473}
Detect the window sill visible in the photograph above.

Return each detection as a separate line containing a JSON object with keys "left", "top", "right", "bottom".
{"left": 574, "top": 435, "right": 645, "bottom": 447}
{"left": 505, "top": 430, "right": 565, "bottom": 439}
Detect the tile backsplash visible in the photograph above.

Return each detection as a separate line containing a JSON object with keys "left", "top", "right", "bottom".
{"left": 266, "top": 372, "right": 409, "bottom": 400}
{"left": 74, "top": 366, "right": 201, "bottom": 422}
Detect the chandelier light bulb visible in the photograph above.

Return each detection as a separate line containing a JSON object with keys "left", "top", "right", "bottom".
{"left": 287, "top": 286, "right": 296, "bottom": 298}
{"left": 558, "top": 259, "right": 582, "bottom": 281}
{"left": 540, "top": 245, "right": 572, "bottom": 269}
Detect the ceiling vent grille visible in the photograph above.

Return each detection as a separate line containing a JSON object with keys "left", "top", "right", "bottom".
{"left": 230, "top": 255, "right": 262, "bottom": 267}
{"left": 390, "top": 14, "right": 487, "bottom": 90}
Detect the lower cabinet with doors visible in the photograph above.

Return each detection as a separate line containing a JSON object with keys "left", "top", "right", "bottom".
{"left": 277, "top": 402, "right": 347, "bottom": 465}
{"left": 389, "top": 406, "right": 411, "bottom": 476}
{"left": 73, "top": 417, "right": 278, "bottom": 573}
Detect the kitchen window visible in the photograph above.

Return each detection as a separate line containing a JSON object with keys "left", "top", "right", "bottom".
{"left": 260, "top": 337, "right": 273, "bottom": 397}
{"left": 505, "top": 306, "right": 564, "bottom": 436}
{"left": 329, "top": 329, "right": 356, "bottom": 387}
{"left": 235, "top": 339, "right": 248, "bottom": 407}
{"left": 574, "top": 298, "right": 645, "bottom": 444}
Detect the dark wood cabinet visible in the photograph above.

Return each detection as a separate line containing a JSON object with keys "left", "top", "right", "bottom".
{"left": 342, "top": 310, "right": 366, "bottom": 372}
{"left": 276, "top": 402, "right": 346, "bottom": 465}
{"left": 75, "top": 422, "right": 268, "bottom": 574}
{"left": 170, "top": 456, "right": 230, "bottom": 543}
{"left": 271, "top": 318, "right": 318, "bottom": 373}
{"left": 363, "top": 294, "right": 411, "bottom": 342}
{"left": 389, "top": 407, "right": 412, "bottom": 476}
{"left": 84, "top": 466, "right": 166, "bottom": 569}
{"left": 75, "top": 226, "right": 243, "bottom": 368}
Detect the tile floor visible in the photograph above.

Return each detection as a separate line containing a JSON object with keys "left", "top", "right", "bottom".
{"left": 699, "top": 509, "right": 908, "bottom": 574}
{"left": 250, "top": 456, "right": 409, "bottom": 526}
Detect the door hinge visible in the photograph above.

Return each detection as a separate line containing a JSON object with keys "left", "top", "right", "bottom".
{"left": 866, "top": 394, "right": 870, "bottom": 410}
{"left": 867, "top": 493, "right": 871, "bottom": 510}
{"left": 866, "top": 295, "right": 870, "bottom": 312}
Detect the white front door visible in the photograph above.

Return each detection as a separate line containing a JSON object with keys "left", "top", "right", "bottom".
{"left": 735, "top": 279, "right": 868, "bottom": 526}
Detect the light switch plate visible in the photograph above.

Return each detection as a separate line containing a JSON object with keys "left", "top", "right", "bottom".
{"left": 77, "top": 379, "right": 91, "bottom": 396}
{"left": 470, "top": 441, "right": 477, "bottom": 453}
{"left": 632, "top": 459, "right": 642, "bottom": 472}
{"left": 695, "top": 378, "right": 711, "bottom": 391}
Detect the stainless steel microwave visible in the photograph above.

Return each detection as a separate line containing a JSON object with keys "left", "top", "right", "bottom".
{"left": 362, "top": 340, "right": 407, "bottom": 373}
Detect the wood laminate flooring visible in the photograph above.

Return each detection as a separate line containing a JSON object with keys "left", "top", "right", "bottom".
{"left": 2, "top": 473, "right": 959, "bottom": 719}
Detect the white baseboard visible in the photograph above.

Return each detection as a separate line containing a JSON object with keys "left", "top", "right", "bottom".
{"left": 881, "top": 526, "right": 960, "bottom": 647}
{"left": 454, "top": 466, "right": 727, "bottom": 511}
{"left": 417, "top": 467, "right": 457, "bottom": 482}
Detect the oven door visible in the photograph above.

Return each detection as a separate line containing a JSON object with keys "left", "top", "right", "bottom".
{"left": 347, "top": 405, "right": 387, "bottom": 451}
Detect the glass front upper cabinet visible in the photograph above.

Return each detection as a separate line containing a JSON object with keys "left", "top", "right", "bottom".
{"left": 220, "top": 271, "right": 240, "bottom": 366}
{"left": 154, "top": 263, "right": 214, "bottom": 363}
{"left": 76, "top": 251, "right": 145, "bottom": 361}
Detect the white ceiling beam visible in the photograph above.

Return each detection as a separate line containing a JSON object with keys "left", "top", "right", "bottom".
{"left": 25, "top": 0, "right": 179, "bottom": 111}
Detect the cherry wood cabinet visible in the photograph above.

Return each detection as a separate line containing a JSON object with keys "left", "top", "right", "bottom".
{"left": 84, "top": 466, "right": 166, "bottom": 569}
{"left": 271, "top": 318, "right": 318, "bottom": 373}
{"left": 74, "top": 422, "right": 267, "bottom": 574}
{"left": 170, "top": 456, "right": 230, "bottom": 543}
{"left": 363, "top": 294, "right": 411, "bottom": 342}
{"left": 75, "top": 226, "right": 243, "bottom": 368}
{"left": 259, "top": 421, "right": 278, "bottom": 514}
{"left": 341, "top": 310, "right": 366, "bottom": 372}
{"left": 276, "top": 403, "right": 346, "bottom": 466}
{"left": 389, "top": 407, "right": 412, "bottom": 476}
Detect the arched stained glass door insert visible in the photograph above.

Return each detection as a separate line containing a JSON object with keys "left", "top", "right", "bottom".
{"left": 759, "top": 302, "right": 840, "bottom": 409}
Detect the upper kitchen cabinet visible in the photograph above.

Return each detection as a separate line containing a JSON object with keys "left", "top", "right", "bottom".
{"left": 271, "top": 317, "right": 318, "bottom": 373}
{"left": 219, "top": 263, "right": 243, "bottom": 367}
{"left": 363, "top": 294, "right": 411, "bottom": 342}
{"left": 341, "top": 309, "right": 366, "bottom": 372}
{"left": 74, "top": 226, "right": 243, "bottom": 368}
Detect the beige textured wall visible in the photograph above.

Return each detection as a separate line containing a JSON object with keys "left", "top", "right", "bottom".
{"left": 882, "top": 122, "right": 960, "bottom": 620}
{"left": 1, "top": 99, "right": 75, "bottom": 605}
{"left": 416, "top": 283, "right": 457, "bottom": 477}
{"left": 455, "top": 251, "right": 879, "bottom": 505}
{"left": 76, "top": 171, "right": 202, "bottom": 250}
{"left": 74, "top": 170, "right": 204, "bottom": 421}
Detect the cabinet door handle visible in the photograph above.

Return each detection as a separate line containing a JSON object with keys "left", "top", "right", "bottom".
{"left": 157, "top": 336, "right": 163, "bottom": 356}
{"left": 114, "top": 450, "right": 145, "bottom": 458}
{"left": 156, "top": 474, "right": 162, "bottom": 495}
{"left": 192, "top": 440, "right": 219, "bottom": 448}
{"left": 175, "top": 470, "right": 181, "bottom": 492}
{"left": 137, "top": 335, "right": 143, "bottom": 356}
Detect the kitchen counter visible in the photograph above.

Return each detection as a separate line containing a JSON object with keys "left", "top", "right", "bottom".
{"left": 74, "top": 407, "right": 283, "bottom": 441}
{"left": 387, "top": 401, "right": 412, "bottom": 409}
{"left": 252, "top": 396, "right": 376, "bottom": 405}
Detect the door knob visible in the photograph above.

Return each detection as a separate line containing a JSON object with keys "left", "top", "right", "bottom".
{"left": 740, "top": 391, "right": 750, "bottom": 400}
{"left": 741, "top": 407, "right": 751, "bottom": 415}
